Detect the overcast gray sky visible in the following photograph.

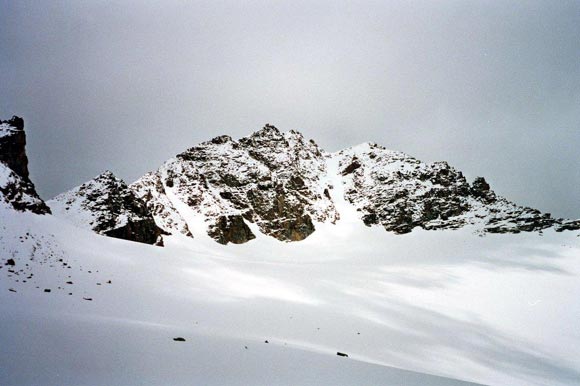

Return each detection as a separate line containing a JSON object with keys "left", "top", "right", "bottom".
{"left": 1, "top": 0, "right": 579, "bottom": 218}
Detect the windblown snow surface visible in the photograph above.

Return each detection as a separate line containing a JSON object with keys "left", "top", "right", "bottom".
{"left": 1, "top": 160, "right": 579, "bottom": 386}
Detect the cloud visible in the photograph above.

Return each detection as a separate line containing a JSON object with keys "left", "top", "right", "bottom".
{"left": 1, "top": 0, "right": 579, "bottom": 218}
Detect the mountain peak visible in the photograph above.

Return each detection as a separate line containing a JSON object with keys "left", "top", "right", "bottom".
{"left": 263, "top": 123, "right": 278, "bottom": 131}
{"left": 47, "top": 123, "right": 580, "bottom": 244}
{"left": 95, "top": 170, "right": 121, "bottom": 183}
{"left": 131, "top": 125, "right": 580, "bottom": 241}
{"left": 243, "top": 123, "right": 284, "bottom": 143}
{"left": 48, "top": 172, "right": 163, "bottom": 245}
{"left": 0, "top": 115, "right": 24, "bottom": 132}
{"left": 0, "top": 115, "right": 50, "bottom": 214}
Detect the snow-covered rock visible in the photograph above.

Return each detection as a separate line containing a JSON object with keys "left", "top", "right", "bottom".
{"left": 129, "top": 171, "right": 193, "bottom": 238}
{"left": 334, "top": 142, "right": 572, "bottom": 234}
{"left": 132, "top": 124, "right": 339, "bottom": 244}
{"left": 130, "top": 125, "right": 579, "bottom": 243}
{"left": 48, "top": 171, "right": 163, "bottom": 245}
{"left": 37, "top": 122, "right": 578, "bottom": 244}
{"left": 0, "top": 116, "right": 50, "bottom": 214}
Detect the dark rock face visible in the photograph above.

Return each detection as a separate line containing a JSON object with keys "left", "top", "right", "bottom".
{"left": 208, "top": 215, "right": 256, "bottom": 244}
{"left": 470, "top": 177, "right": 496, "bottom": 204}
{"left": 341, "top": 145, "right": 474, "bottom": 234}
{"left": 48, "top": 171, "right": 164, "bottom": 245}
{"left": 0, "top": 116, "right": 28, "bottom": 177}
{"left": 555, "top": 220, "right": 580, "bottom": 232}
{"left": 485, "top": 211, "right": 556, "bottom": 234}
{"left": 0, "top": 116, "right": 51, "bottom": 214}
{"left": 104, "top": 218, "right": 164, "bottom": 245}
{"left": 341, "top": 158, "right": 361, "bottom": 176}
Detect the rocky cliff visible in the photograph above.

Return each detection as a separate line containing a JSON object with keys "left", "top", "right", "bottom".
{"left": 19, "top": 121, "right": 578, "bottom": 244}
{"left": 131, "top": 125, "right": 339, "bottom": 244}
{"left": 0, "top": 116, "right": 50, "bottom": 214}
{"left": 48, "top": 171, "right": 164, "bottom": 245}
{"left": 337, "top": 142, "right": 573, "bottom": 235}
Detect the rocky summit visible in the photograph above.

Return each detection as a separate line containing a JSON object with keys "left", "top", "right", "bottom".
{"left": 48, "top": 171, "right": 164, "bottom": 245}
{"left": 0, "top": 116, "right": 50, "bottom": 214}
{"left": 336, "top": 142, "right": 575, "bottom": 234}
{"left": 4, "top": 117, "right": 579, "bottom": 245}
{"left": 131, "top": 124, "right": 339, "bottom": 244}
{"left": 126, "top": 124, "right": 579, "bottom": 244}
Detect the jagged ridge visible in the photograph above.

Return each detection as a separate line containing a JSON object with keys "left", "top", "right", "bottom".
{"left": 337, "top": 142, "right": 577, "bottom": 235}
{"left": 131, "top": 124, "right": 339, "bottom": 244}
{"left": 129, "top": 124, "right": 579, "bottom": 244}
{"left": 33, "top": 122, "right": 579, "bottom": 244}
{"left": 48, "top": 171, "right": 164, "bottom": 245}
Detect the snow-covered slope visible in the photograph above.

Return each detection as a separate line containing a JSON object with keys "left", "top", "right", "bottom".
{"left": 3, "top": 119, "right": 580, "bottom": 386}
{"left": 2, "top": 204, "right": 580, "bottom": 386}
{"left": 48, "top": 171, "right": 163, "bottom": 245}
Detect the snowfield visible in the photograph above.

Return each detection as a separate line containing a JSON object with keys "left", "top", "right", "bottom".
{"left": 2, "top": 147, "right": 580, "bottom": 386}
{"left": 1, "top": 202, "right": 580, "bottom": 386}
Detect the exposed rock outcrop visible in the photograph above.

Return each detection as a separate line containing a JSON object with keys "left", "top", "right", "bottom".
{"left": 129, "top": 171, "right": 192, "bottom": 237}
{"left": 207, "top": 214, "right": 256, "bottom": 244}
{"left": 48, "top": 171, "right": 164, "bottom": 245}
{"left": 336, "top": 142, "right": 579, "bottom": 234}
{"left": 46, "top": 123, "right": 580, "bottom": 244}
{"left": 131, "top": 124, "right": 338, "bottom": 244}
{"left": 0, "top": 116, "right": 50, "bottom": 214}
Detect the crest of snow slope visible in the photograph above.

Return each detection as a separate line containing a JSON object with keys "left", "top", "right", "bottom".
{"left": 131, "top": 124, "right": 339, "bottom": 244}
{"left": 335, "top": 142, "right": 579, "bottom": 234}
{"left": 1, "top": 203, "right": 580, "bottom": 386}
{"left": 48, "top": 171, "right": 162, "bottom": 245}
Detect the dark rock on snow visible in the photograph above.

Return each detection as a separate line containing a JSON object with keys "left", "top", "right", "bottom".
{"left": 48, "top": 171, "right": 165, "bottom": 245}
{"left": 0, "top": 116, "right": 50, "bottom": 214}
{"left": 3, "top": 116, "right": 579, "bottom": 244}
